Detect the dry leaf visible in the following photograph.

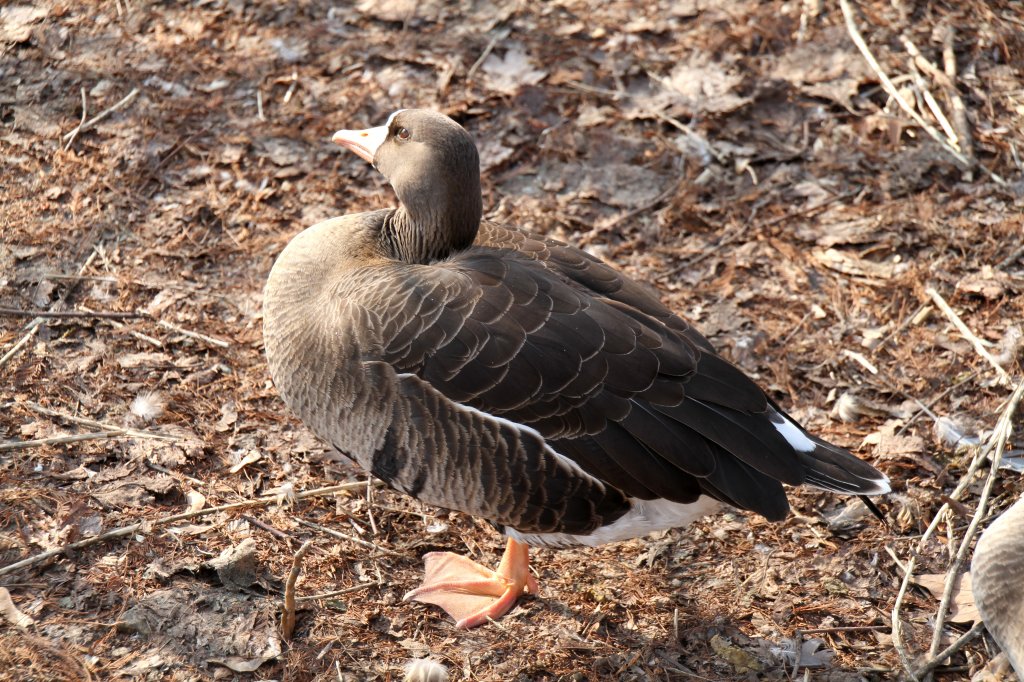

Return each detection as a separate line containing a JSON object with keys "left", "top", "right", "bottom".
{"left": 480, "top": 45, "right": 546, "bottom": 95}
{"left": 216, "top": 400, "right": 238, "bottom": 432}
{"left": 356, "top": 0, "right": 444, "bottom": 24}
{"left": 260, "top": 138, "right": 304, "bottom": 167}
{"left": 813, "top": 248, "right": 905, "bottom": 280}
{"left": 0, "top": 5, "right": 47, "bottom": 43}
{"left": 477, "top": 137, "right": 514, "bottom": 171}
{"left": 185, "top": 490, "right": 206, "bottom": 513}
{"left": 229, "top": 450, "right": 261, "bottom": 473}
{"left": 710, "top": 634, "right": 764, "bottom": 673}
{"left": 914, "top": 572, "right": 981, "bottom": 624}
{"left": 398, "top": 638, "right": 431, "bottom": 658}
{"left": 863, "top": 421, "right": 937, "bottom": 470}
{"left": 662, "top": 57, "right": 749, "bottom": 115}
{"left": 0, "top": 588, "right": 34, "bottom": 628}
{"left": 956, "top": 266, "right": 1016, "bottom": 300}
{"left": 770, "top": 26, "right": 872, "bottom": 106}
{"left": 207, "top": 538, "right": 258, "bottom": 589}
{"left": 800, "top": 216, "right": 886, "bottom": 247}
{"left": 118, "top": 351, "right": 173, "bottom": 369}
{"left": 765, "top": 637, "right": 835, "bottom": 669}
{"left": 864, "top": 429, "right": 926, "bottom": 459}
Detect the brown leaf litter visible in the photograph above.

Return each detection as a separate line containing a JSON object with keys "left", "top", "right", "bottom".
{"left": 2, "top": 0, "right": 1023, "bottom": 680}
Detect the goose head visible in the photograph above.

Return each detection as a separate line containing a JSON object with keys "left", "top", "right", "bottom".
{"left": 332, "top": 109, "right": 483, "bottom": 263}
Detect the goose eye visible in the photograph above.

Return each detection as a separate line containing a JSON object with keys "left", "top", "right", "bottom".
{"left": 395, "top": 127, "right": 411, "bottom": 141}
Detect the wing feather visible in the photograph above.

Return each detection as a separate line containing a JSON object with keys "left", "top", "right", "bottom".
{"left": 351, "top": 221, "right": 884, "bottom": 528}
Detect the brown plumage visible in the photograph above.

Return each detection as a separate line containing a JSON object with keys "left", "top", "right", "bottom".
{"left": 263, "top": 109, "right": 890, "bottom": 628}
{"left": 972, "top": 497, "right": 1024, "bottom": 677}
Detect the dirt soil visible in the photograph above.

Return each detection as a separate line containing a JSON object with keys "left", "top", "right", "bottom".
{"left": 2, "top": 1, "right": 1023, "bottom": 680}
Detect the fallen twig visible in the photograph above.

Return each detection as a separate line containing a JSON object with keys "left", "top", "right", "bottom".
{"left": 898, "top": 34, "right": 961, "bottom": 150}
{"left": 467, "top": 27, "right": 510, "bottom": 80}
{"left": 61, "top": 87, "right": 139, "bottom": 143}
{"left": 0, "top": 431, "right": 127, "bottom": 452}
{"left": 892, "top": 560, "right": 921, "bottom": 681}
{"left": 891, "top": 429, "right": 997, "bottom": 680}
{"left": 793, "top": 624, "right": 892, "bottom": 679}
{"left": 241, "top": 514, "right": 293, "bottom": 542}
{"left": 24, "top": 401, "right": 178, "bottom": 442}
{"left": 870, "top": 302, "right": 931, "bottom": 354}
{"left": 801, "top": 625, "right": 890, "bottom": 634}
{"left": 282, "top": 540, "right": 312, "bottom": 641}
{"left": 292, "top": 518, "right": 405, "bottom": 558}
{"left": 156, "top": 319, "right": 230, "bottom": 348}
{"left": 365, "top": 477, "right": 379, "bottom": 536}
{"left": 941, "top": 26, "right": 975, "bottom": 166}
{"left": 0, "top": 307, "right": 149, "bottom": 320}
{"left": 74, "top": 304, "right": 163, "bottom": 347}
{"left": 0, "top": 324, "right": 40, "bottom": 369}
{"left": 63, "top": 87, "right": 88, "bottom": 152}
{"left": 0, "top": 480, "right": 378, "bottom": 577}
{"left": 145, "top": 459, "right": 205, "bottom": 487}
{"left": 891, "top": 378, "right": 1024, "bottom": 680}
{"left": 842, "top": 348, "right": 880, "bottom": 375}
{"left": 599, "top": 186, "right": 675, "bottom": 233}
{"left": 296, "top": 581, "right": 381, "bottom": 603}
{"left": 1, "top": 250, "right": 100, "bottom": 369}
{"left": 917, "top": 620, "right": 986, "bottom": 678}
{"left": 24, "top": 273, "right": 120, "bottom": 284}
{"left": 899, "top": 35, "right": 955, "bottom": 91}
{"left": 282, "top": 70, "right": 298, "bottom": 105}
{"left": 894, "top": 371, "right": 979, "bottom": 438}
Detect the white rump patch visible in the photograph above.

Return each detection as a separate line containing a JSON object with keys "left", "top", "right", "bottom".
{"left": 507, "top": 496, "right": 723, "bottom": 548}
{"left": 773, "top": 414, "right": 816, "bottom": 452}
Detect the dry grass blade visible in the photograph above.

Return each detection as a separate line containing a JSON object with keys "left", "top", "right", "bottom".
{"left": 924, "top": 378, "right": 1024, "bottom": 671}
{"left": 926, "top": 287, "right": 1013, "bottom": 386}
{"left": 62, "top": 86, "right": 88, "bottom": 151}
{"left": 0, "top": 323, "right": 40, "bottom": 369}
{"left": 891, "top": 378, "right": 1024, "bottom": 680}
{"left": 838, "top": 0, "right": 1005, "bottom": 185}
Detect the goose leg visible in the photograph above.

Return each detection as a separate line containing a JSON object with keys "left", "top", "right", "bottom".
{"left": 403, "top": 538, "right": 538, "bottom": 628}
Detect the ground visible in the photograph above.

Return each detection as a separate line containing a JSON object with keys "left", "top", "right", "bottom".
{"left": 2, "top": 0, "right": 1023, "bottom": 680}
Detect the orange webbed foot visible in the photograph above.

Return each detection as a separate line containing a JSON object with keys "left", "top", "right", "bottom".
{"left": 404, "top": 538, "right": 538, "bottom": 628}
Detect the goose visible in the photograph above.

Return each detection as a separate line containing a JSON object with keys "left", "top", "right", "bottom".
{"left": 972, "top": 496, "right": 1024, "bottom": 678}
{"left": 263, "top": 109, "right": 891, "bottom": 629}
